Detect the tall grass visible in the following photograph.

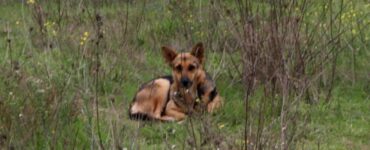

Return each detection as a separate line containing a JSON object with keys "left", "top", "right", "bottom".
{"left": 0, "top": 0, "right": 368, "bottom": 149}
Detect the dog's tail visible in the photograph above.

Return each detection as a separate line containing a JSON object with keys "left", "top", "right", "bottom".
{"left": 128, "top": 101, "right": 164, "bottom": 122}
{"left": 128, "top": 111, "right": 153, "bottom": 121}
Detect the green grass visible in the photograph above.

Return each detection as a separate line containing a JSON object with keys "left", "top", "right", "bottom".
{"left": 304, "top": 84, "right": 370, "bottom": 149}
{"left": 0, "top": 0, "right": 369, "bottom": 149}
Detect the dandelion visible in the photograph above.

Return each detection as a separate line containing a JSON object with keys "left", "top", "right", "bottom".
{"left": 351, "top": 29, "right": 357, "bottom": 35}
{"left": 27, "top": 0, "right": 35, "bottom": 4}
{"left": 9, "top": 92, "right": 13, "bottom": 95}
{"left": 80, "top": 31, "right": 90, "bottom": 46}
{"left": 16, "top": 21, "right": 20, "bottom": 25}
{"left": 84, "top": 31, "right": 89, "bottom": 37}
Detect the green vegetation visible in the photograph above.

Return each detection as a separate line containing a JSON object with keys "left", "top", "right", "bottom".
{"left": 0, "top": 0, "right": 368, "bottom": 149}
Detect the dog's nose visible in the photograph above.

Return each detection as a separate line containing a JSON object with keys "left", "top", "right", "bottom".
{"left": 180, "top": 77, "right": 192, "bottom": 88}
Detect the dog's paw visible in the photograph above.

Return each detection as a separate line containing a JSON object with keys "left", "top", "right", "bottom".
{"left": 161, "top": 116, "right": 176, "bottom": 122}
{"left": 177, "top": 118, "right": 187, "bottom": 124}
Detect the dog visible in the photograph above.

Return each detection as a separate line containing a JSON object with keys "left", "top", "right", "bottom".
{"left": 129, "top": 43, "right": 223, "bottom": 121}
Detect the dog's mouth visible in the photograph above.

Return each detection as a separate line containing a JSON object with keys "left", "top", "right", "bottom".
{"left": 182, "top": 84, "right": 192, "bottom": 89}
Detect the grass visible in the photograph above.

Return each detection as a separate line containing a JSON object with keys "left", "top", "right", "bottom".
{"left": 304, "top": 84, "right": 370, "bottom": 149}
{"left": 0, "top": 0, "right": 369, "bottom": 149}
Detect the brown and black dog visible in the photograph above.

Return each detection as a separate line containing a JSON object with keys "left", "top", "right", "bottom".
{"left": 129, "top": 43, "right": 223, "bottom": 121}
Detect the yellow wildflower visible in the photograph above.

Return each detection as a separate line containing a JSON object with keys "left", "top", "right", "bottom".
{"left": 44, "top": 21, "right": 55, "bottom": 27}
{"left": 16, "top": 21, "right": 20, "bottom": 25}
{"left": 218, "top": 123, "right": 225, "bottom": 129}
{"left": 80, "top": 31, "right": 90, "bottom": 46}
{"left": 27, "top": 0, "right": 35, "bottom": 4}
{"left": 84, "top": 31, "right": 89, "bottom": 37}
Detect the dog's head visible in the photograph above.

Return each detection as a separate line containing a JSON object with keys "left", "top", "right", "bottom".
{"left": 161, "top": 43, "right": 205, "bottom": 89}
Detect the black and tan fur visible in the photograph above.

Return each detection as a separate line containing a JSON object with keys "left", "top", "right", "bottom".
{"left": 129, "top": 43, "right": 223, "bottom": 121}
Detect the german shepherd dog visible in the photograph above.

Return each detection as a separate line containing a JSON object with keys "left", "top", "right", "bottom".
{"left": 129, "top": 43, "right": 222, "bottom": 121}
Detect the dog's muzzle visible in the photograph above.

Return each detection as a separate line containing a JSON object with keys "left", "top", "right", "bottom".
{"left": 180, "top": 77, "right": 192, "bottom": 88}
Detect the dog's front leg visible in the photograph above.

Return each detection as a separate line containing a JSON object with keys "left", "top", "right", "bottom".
{"left": 206, "top": 95, "right": 223, "bottom": 113}
{"left": 162, "top": 100, "right": 186, "bottom": 121}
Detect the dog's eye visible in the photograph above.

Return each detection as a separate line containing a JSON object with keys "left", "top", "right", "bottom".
{"left": 175, "top": 65, "right": 182, "bottom": 72}
{"left": 188, "top": 65, "right": 196, "bottom": 71}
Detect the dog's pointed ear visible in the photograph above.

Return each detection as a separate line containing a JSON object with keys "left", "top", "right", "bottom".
{"left": 161, "top": 46, "right": 177, "bottom": 64}
{"left": 191, "top": 42, "right": 205, "bottom": 64}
